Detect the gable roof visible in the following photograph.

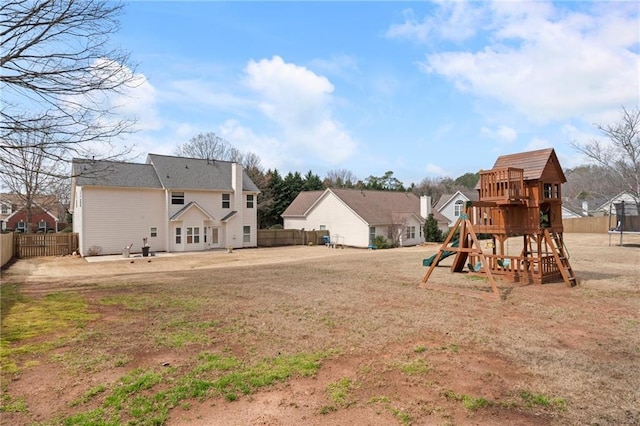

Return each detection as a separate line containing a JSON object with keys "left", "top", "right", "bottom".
{"left": 434, "top": 191, "right": 479, "bottom": 211}
{"left": 282, "top": 188, "right": 425, "bottom": 225}
{"left": 170, "top": 201, "right": 214, "bottom": 221}
{"left": 490, "top": 148, "right": 567, "bottom": 183}
{"left": 147, "top": 154, "right": 260, "bottom": 192}
{"left": 73, "top": 159, "right": 162, "bottom": 188}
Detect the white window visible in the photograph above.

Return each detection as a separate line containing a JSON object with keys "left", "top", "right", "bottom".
{"left": 17, "top": 221, "right": 26, "bottom": 232}
{"left": 247, "top": 194, "right": 254, "bottom": 208}
{"left": 222, "top": 193, "right": 230, "bottom": 208}
{"left": 172, "top": 192, "right": 185, "bottom": 205}
{"left": 194, "top": 227, "right": 200, "bottom": 243}
{"left": 454, "top": 200, "right": 464, "bottom": 217}
{"left": 405, "top": 226, "right": 415, "bottom": 239}
{"left": 319, "top": 225, "right": 326, "bottom": 230}
{"left": 38, "top": 221, "right": 47, "bottom": 232}
{"left": 150, "top": 227, "right": 157, "bottom": 238}
{"left": 1, "top": 204, "right": 8, "bottom": 214}
{"left": 186, "top": 227, "right": 193, "bottom": 244}
{"left": 369, "top": 226, "right": 376, "bottom": 243}
{"left": 243, "top": 225, "right": 251, "bottom": 243}
{"left": 175, "top": 227, "right": 181, "bottom": 244}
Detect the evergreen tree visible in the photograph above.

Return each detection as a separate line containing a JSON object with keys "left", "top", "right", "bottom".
{"left": 424, "top": 214, "right": 444, "bottom": 242}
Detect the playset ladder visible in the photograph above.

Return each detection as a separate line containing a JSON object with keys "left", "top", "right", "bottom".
{"left": 543, "top": 229, "right": 578, "bottom": 287}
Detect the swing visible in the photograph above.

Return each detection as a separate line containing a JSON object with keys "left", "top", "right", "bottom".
{"left": 467, "top": 262, "right": 483, "bottom": 272}
{"left": 497, "top": 258, "right": 510, "bottom": 268}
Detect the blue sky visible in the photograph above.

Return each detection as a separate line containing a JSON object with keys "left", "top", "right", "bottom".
{"left": 112, "top": 1, "right": 640, "bottom": 186}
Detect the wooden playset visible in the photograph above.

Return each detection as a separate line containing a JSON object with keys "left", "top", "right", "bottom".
{"left": 421, "top": 148, "right": 577, "bottom": 300}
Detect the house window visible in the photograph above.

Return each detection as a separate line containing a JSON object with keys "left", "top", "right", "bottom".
{"left": 150, "top": 227, "right": 157, "bottom": 238}
{"left": 454, "top": 200, "right": 464, "bottom": 217}
{"left": 38, "top": 221, "right": 47, "bottom": 232}
{"left": 543, "top": 184, "right": 553, "bottom": 199}
{"left": 172, "top": 192, "right": 185, "bottom": 205}
{"left": 405, "top": 226, "right": 416, "bottom": 239}
{"left": 17, "top": 221, "right": 26, "bottom": 232}
{"left": 369, "top": 226, "right": 376, "bottom": 243}
{"left": 1, "top": 205, "right": 7, "bottom": 214}
{"left": 212, "top": 228, "right": 219, "bottom": 245}
{"left": 247, "top": 194, "right": 254, "bottom": 208}
{"left": 319, "top": 225, "right": 326, "bottom": 230}
{"left": 194, "top": 227, "right": 200, "bottom": 243}
{"left": 186, "top": 227, "right": 193, "bottom": 244}
{"left": 222, "top": 193, "right": 230, "bottom": 208}
{"left": 203, "top": 227, "right": 208, "bottom": 243}
{"left": 243, "top": 225, "right": 251, "bottom": 243}
{"left": 554, "top": 184, "right": 560, "bottom": 199}
{"left": 175, "top": 227, "right": 182, "bottom": 244}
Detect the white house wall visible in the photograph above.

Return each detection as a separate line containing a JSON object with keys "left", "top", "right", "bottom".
{"left": 79, "top": 187, "right": 166, "bottom": 256}
{"left": 285, "top": 193, "right": 370, "bottom": 247}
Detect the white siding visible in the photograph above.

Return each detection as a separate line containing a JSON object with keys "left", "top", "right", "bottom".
{"left": 284, "top": 192, "right": 370, "bottom": 247}
{"left": 242, "top": 193, "right": 258, "bottom": 247}
{"left": 80, "top": 187, "right": 165, "bottom": 256}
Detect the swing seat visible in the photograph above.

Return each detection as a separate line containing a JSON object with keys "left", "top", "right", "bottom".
{"left": 467, "top": 262, "right": 483, "bottom": 272}
{"left": 497, "top": 259, "right": 510, "bottom": 268}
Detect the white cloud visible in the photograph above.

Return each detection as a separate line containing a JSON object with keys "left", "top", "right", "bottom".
{"left": 243, "top": 55, "right": 357, "bottom": 163}
{"left": 481, "top": 125, "right": 517, "bottom": 143}
{"left": 417, "top": 2, "right": 639, "bottom": 123}
{"left": 386, "top": 4, "right": 483, "bottom": 44}
{"left": 425, "top": 163, "right": 448, "bottom": 177}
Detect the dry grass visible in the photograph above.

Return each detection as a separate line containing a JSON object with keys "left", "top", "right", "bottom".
{"left": 1, "top": 233, "right": 638, "bottom": 425}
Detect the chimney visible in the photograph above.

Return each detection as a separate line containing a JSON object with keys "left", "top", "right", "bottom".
{"left": 420, "top": 195, "right": 432, "bottom": 218}
{"left": 582, "top": 200, "right": 589, "bottom": 217}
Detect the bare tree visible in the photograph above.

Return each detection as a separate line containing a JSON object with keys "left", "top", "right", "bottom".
{"left": 175, "top": 132, "right": 242, "bottom": 162}
{"left": 1, "top": 128, "right": 66, "bottom": 232}
{"left": 324, "top": 169, "right": 358, "bottom": 188}
{"left": 572, "top": 107, "right": 640, "bottom": 213}
{"left": 1, "top": 0, "right": 139, "bottom": 177}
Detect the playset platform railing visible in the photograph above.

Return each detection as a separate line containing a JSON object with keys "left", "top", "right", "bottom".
{"left": 478, "top": 167, "right": 525, "bottom": 204}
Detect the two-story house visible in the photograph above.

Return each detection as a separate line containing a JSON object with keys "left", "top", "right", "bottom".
{"left": 70, "top": 154, "right": 260, "bottom": 256}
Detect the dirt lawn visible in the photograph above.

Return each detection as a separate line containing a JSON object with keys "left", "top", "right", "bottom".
{"left": 1, "top": 233, "right": 639, "bottom": 425}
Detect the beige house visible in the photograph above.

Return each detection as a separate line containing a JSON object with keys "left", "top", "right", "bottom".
{"left": 434, "top": 190, "right": 479, "bottom": 227}
{"left": 282, "top": 188, "right": 448, "bottom": 248}
{"left": 70, "top": 154, "right": 260, "bottom": 257}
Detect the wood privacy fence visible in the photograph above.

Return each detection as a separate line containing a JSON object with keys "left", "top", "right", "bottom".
{"left": 257, "top": 229, "right": 330, "bottom": 247}
{"left": 562, "top": 216, "right": 610, "bottom": 233}
{"left": 1, "top": 232, "right": 14, "bottom": 268}
{"left": 13, "top": 233, "right": 78, "bottom": 258}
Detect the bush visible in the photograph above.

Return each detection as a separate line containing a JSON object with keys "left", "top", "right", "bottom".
{"left": 87, "top": 245, "right": 102, "bottom": 256}
{"left": 60, "top": 226, "right": 73, "bottom": 233}
{"left": 270, "top": 224, "right": 283, "bottom": 229}
{"left": 371, "top": 235, "right": 390, "bottom": 249}
{"left": 424, "top": 214, "right": 444, "bottom": 242}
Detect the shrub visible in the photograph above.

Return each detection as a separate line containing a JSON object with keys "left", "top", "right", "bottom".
{"left": 270, "top": 224, "right": 283, "bottom": 229}
{"left": 424, "top": 214, "right": 444, "bottom": 242}
{"left": 371, "top": 235, "right": 390, "bottom": 249}
{"left": 87, "top": 245, "right": 102, "bottom": 256}
{"left": 60, "top": 226, "right": 73, "bottom": 233}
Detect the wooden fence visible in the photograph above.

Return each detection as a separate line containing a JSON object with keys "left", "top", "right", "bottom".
{"left": 562, "top": 216, "right": 610, "bottom": 233}
{"left": 13, "top": 233, "right": 78, "bottom": 258}
{"left": 257, "top": 229, "right": 330, "bottom": 247}
{"left": 1, "top": 232, "right": 14, "bottom": 268}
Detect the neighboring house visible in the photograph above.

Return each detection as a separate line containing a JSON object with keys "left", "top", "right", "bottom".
{"left": 281, "top": 188, "right": 448, "bottom": 248}
{"left": 70, "top": 154, "right": 260, "bottom": 257}
{"left": 434, "top": 191, "right": 479, "bottom": 226}
{"left": 561, "top": 205, "right": 585, "bottom": 219}
{"left": 0, "top": 194, "right": 61, "bottom": 232}
{"left": 595, "top": 191, "right": 639, "bottom": 216}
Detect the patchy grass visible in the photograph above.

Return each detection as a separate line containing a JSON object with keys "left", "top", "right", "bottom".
{"left": 1, "top": 286, "right": 97, "bottom": 373}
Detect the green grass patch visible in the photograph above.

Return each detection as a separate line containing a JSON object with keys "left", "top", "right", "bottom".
{"left": 413, "top": 345, "right": 427, "bottom": 353}
{"left": 519, "top": 390, "right": 567, "bottom": 411}
{"left": 399, "top": 358, "right": 431, "bottom": 375}
{"left": 0, "top": 394, "right": 28, "bottom": 413}
{"left": 1, "top": 287, "right": 98, "bottom": 373}
{"left": 390, "top": 407, "right": 412, "bottom": 425}
{"left": 444, "top": 390, "right": 490, "bottom": 410}
{"left": 326, "top": 377, "right": 354, "bottom": 407}
{"left": 71, "top": 384, "right": 108, "bottom": 407}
